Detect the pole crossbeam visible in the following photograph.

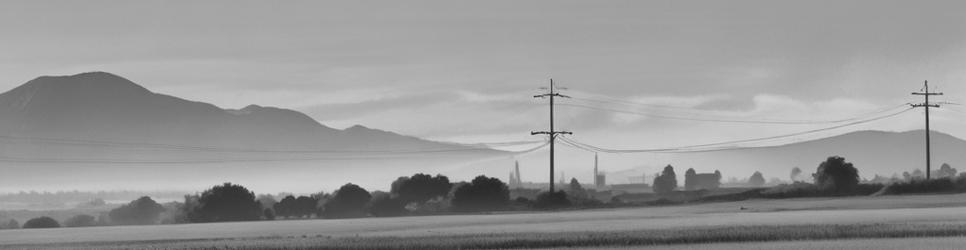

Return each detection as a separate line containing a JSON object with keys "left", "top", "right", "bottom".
{"left": 910, "top": 80, "right": 944, "bottom": 180}
{"left": 531, "top": 79, "right": 572, "bottom": 193}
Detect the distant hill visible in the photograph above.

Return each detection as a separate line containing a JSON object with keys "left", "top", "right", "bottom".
{"left": 675, "top": 130, "right": 966, "bottom": 180}
{"left": 0, "top": 72, "right": 497, "bottom": 160}
{"left": 608, "top": 130, "right": 966, "bottom": 183}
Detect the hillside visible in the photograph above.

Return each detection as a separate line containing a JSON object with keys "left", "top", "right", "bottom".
{"left": 663, "top": 130, "right": 966, "bottom": 181}
{"left": 0, "top": 72, "right": 494, "bottom": 160}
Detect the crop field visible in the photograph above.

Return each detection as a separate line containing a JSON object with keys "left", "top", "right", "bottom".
{"left": 3, "top": 193, "right": 966, "bottom": 249}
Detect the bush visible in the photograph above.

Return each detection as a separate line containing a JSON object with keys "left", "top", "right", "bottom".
{"left": 189, "top": 183, "right": 262, "bottom": 222}
{"left": 322, "top": 183, "right": 372, "bottom": 218}
{"left": 813, "top": 156, "right": 859, "bottom": 193}
{"left": 533, "top": 191, "right": 570, "bottom": 209}
{"left": 653, "top": 165, "right": 677, "bottom": 194}
{"left": 451, "top": 175, "right": 510, "bottom": 212}
{"left": 760, "top": 181, "right": 883, "bottom": 199}
{"left": 109, "top": 196, "right": 165, "bottom": 225}
{"left": 23, "top": 216, "right": 59, "bottom": 229}
{"left": 64, "top": 214, "right": 96, "bottom": 227}
{"left": 879, "top": 176, "right": 966, "bottom": 195}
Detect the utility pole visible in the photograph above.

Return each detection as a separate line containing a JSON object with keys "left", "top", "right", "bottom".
{"left": 911, "top": 80, "right": 943, "bottom": 180}
{"left": 532, "top": 79, "right": 572, "bottom": 193}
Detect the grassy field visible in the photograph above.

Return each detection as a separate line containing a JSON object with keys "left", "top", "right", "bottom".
{"left": 3, "top": 193, "right": 966, "bottom": 249}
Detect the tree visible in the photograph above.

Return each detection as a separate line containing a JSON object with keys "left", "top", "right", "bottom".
{"left": 23, "top": 216, "right": 59, "bottom": 229}
{"left": 64, "top": 214, "right": 96, "bottom": 227}
{"left": 109, "top": 196, "right": 165, "bottom": 225}
{"left": 322, "top": 183, "right": 372, "bottom": 218}
{"left": 294, "top": 196, "right": 319, "bottom": 218}
{"left": 391, "top": 173, "right": 453, "bottom": 204}
{"left": 567, "top": 178, "right": 588, "bottom": 200}
{"left": 451, "top": 175, "right": 510, "bottom": 212}
{"left": 812, "top": 156, "right": 859, "bottom": 193}
{"left": 190, "top": 183, "right": 262, "bottom": 222}
{"left": 748, "top": 171, "right": 766, "bottom": 187}
{"left": 263, "top": 208, "right": 276, "bottom": 220}
{"left": 934, "top": 163, "right": 957, "bottom": 179}
{"left": 652, "top": 165, "right": 677, "bottom": 194}
{"left": 256, "top": 194, "right": 277, "bottom": 210}
{"left": 273, "top": 195, "right": 297, "bottom": 218}
{"left": 368, "top": 191, "right": 407, "bottom": 217}
{"left": 790, "top": 167, "right": 803, "bottom": 182}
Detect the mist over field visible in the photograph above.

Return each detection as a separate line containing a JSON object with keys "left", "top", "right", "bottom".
{"left": 3, "top": 1, "right": 966, "bottom": 249}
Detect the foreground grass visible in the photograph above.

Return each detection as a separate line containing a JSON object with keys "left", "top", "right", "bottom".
{"left": 10, "top": 223, "right": 966, "bottom": 250}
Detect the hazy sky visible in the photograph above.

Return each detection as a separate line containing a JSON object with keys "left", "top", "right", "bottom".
{"left": 3, "top": 0, "right": 966, "bottom": 151}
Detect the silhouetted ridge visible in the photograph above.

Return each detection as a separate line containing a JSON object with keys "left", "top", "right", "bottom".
{"left": 0, "top": 72, "right": 497, "bottom": 157}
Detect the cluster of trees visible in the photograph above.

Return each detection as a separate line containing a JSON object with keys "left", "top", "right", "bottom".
{"left": 109, "top": 196, "right": 165, "bottom": 225}
{"left": 653, "top": 165, "right": 678, "bottom": 194}
{"left": 273, "top": 195, "right": 320, "bottom": 219}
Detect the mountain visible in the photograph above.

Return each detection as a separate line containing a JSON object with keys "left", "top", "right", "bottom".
{"left": 657, "top": 130, "right": 966, "bottom": 182}
{"left": 0, "top": 72, "right": 494, "bottom": 159}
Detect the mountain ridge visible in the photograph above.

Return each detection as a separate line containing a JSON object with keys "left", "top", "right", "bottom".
{"left": 0, "top": 72, "right": 492, "bottom": 155}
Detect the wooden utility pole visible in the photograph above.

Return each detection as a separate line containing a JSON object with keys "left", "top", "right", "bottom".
{"left": 911, "top": 80, "right": 943, "bottom": 180}
{"left": 532, "top": 79, "right": 572, "bottom": 193}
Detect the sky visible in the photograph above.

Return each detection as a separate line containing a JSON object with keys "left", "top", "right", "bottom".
{"left": 3, "top": 1, "right": 966, "bottom": 189}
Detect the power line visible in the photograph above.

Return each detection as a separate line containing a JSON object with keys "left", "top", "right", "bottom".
{"left": 558, "top": 102, "right": 910, "bottom": 125}
{"left": 563, "top": 95, "right": 912, "bottom": 125}
{"left": 556, "top": 106, "right": 914, "bottom": 154}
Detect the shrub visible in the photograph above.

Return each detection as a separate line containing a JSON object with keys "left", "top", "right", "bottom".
{"left": 190, "top": 183, "right": 262, "bottom": 222}
{"left": 813, "top": 156, "right": 859, "bottom": 193}
{"left": 451, "top": 175, "right": 510, "bottom": 212}
{"left": 879, "top": 176, "right": 966, "bottom": 195}
{"left": 760, "top": 181, "right": 883, "bottom": 199}
{"left": 534, "top": 191, "right": 570, "bottom": 209}
{"left": 64, "top": 214, "right": 96, "bottom": 227}
{"left": 23, "top": 216, "right": 59, "bottom": 229}
{"left": 322, "top": 183, "right": 372, "bottom": 218}
{"left": 109, "top": 196, "right": 165, "bottom": 225}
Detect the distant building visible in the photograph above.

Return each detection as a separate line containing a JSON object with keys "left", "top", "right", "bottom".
{"left": 684, "top": 168, "right": 722, "bottom": 190}
{"left": 509, "top": 161, "right": 523, "bottom": 189}
{"left": 593, "top": 154, "right": 606, "bottom": 188}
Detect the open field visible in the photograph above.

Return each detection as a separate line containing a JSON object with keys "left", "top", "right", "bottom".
{"left": 3, "top": 193, "right": 966, "bottom": 249}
